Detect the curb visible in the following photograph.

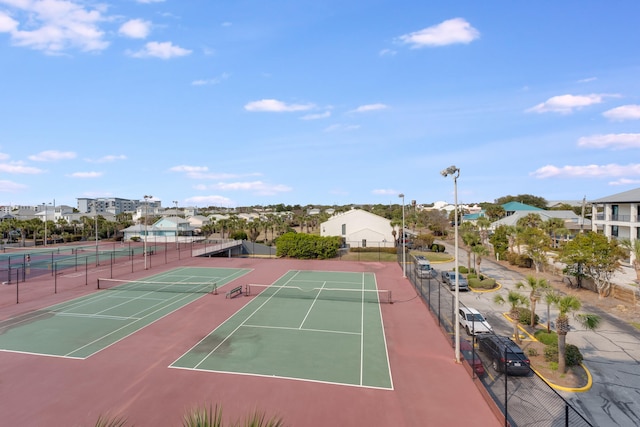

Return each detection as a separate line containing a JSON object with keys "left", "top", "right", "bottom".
{"left": 502, "top": 313, "right": 593, "bottom": 393}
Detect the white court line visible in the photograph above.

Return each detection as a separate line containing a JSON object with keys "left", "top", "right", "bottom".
{"left": 56, "top": 313, "right": 141, "bottom": 321}
{"left": 298, "top": 281, "right": 326, "bottom": 329}
{"left": 67, "top": 291, "right": 204, "bottom": 358}
{"left": 190, "top": 270, "right": 302, "bottom": 370}
{"left": 242, "top": 323, "right": 360, "bottom": 336}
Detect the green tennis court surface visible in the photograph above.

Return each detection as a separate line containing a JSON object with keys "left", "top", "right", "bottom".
{"left": 171, "top": 270, "right": 393, "bottom": 389}
{"left": 0, "top": 267, "right": 250, "bottom": 358}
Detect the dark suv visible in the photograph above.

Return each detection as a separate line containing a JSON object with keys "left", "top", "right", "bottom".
{"left": 477, "top": 335, "right": 530, "bottom": 376}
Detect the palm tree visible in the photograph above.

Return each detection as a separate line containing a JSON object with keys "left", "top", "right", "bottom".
{"left": 542, "top": 288, "right": 560, "bottom": 333}
{"left": 461, "top": 229, "right": 480, "bottom": 272}
{"left": 476, "top": 216, "right": 492, "bottom": 246}
{"left": 471, "top": 244, "right": 489, "bottom": 275}
{"left": 553, "top": 295, "right": 601, "bottom": 373}
{"left": 494, "top": 290, "right": 529, "bottom": 344}
{"left": 515, "top": 275, "right": 550, "bottom": 327}
{"left": 619, "top": 238, "right": 640, "bottom": 281}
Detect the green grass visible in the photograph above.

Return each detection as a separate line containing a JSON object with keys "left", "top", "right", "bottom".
{"left": 411, "top": 251, "right": 454, "bottom": 263}
{"left": 631, "top": 322, "right": 640, "bottom": 330}
{"left": 337, "top": 252, "right": 397, "bottom": 262}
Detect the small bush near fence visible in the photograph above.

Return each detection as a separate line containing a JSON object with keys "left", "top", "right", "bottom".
{"left": 276, "top": 233, "right": 341, "bottom": 259}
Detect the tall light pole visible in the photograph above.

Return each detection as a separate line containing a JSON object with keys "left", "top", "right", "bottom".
{"left": 144, "top": 195, "right": 152, "bottom": 270}
{"left": 173, "top": 200, "right": 179, "bottom": 248}
{"left": 42, "top": 203, "right": 47, "bottom": 247}
{"left": 398, "top": 193, "right": 406, "bottom": 278}
{"left": 441, "top": 165, "right": 461, "bottom": 364}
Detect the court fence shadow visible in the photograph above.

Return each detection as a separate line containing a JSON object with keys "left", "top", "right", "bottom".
{"left": 397, "top": 248, "right": 593, "bottom": 427}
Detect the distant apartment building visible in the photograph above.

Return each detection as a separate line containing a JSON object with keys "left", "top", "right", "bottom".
{"left": 77, "top": 197, "right": 162, "bottom": 215}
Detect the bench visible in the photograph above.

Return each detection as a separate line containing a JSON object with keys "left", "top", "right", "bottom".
{"left": 226, "top": 286, "right": 244, "bottom": 299}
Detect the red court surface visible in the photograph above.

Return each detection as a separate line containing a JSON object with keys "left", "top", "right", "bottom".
{"left": 0, "top": 255, "right": 499, "bottom": 426}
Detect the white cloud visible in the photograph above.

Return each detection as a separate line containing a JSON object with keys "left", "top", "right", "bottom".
{"left": 324, "top": 124, "right": 360, "bottom": 132}
{"left": 119, "top": 19, "right": 151, "bottom": 39}
{"left": 531, "top": 163, "right": 640, "bottom": 178}
{"left": 86, "top": 154, "right": 127, "bottom": 163}
{"left": 128, "top": 41, "right": 192, "bottom": 59}
{"left": 135, "top": 0, "right": 165, "bottom": 3}
{"left": 577, "top": 133, "right": 640, "bottom": 150}
{"left": 244, "top": 99, "right": 315, "bottom": 112}
{"left": 0, "top": 162, "right": 45, "bottom": 174}
{"left": 397, "top": 18, "right": 480, "bottom": 48}
{"left": 68, "top": 171, "right": 103, "bottom": 178}
{"left": 578, "top": 77, "right": 597, "bottom": 83}
{"left": 0, "top": 11, "right": 18, "bottom": 32}
{"left": 29, "top": 150, "right": 76, "bottom": 162}
{"left": 300, "top": 111, "right": 331, "bottom": 120}
{"left": 609, "top": 178, "right": 640, "bottom": 186}
{"left": 526, "top": 94, "right": 608, "bottom": 114}
{"left": 185, "top": 195, "right": 234, "bottom": 206}
{"left": 0, "top": 0, "right": 109, "bottom": 54}
{"left": 0, "top": 152, "right": 9, "bottom": 161}
{"left": 191, "top": 73, "right": 230, "bottom": 86}
{"left": 169, "top": 165, "right": 256, "bottom": 180}
{"left": 603, "top": 104, "right": 640, "bottom": 121}
{"left": 170, "top": 165, "right": 209, "bottom": 173}
{"left": 379, "top": 48, "right": 396, "bottom": 57}
{"left": 0, "top": 179, "right": 27, "bottom": 192}
{"left": 210, "top": 181, "right": 292, "bottom": 195}
{"left": 350, "top": 103, "right": 388, "bottom": 113}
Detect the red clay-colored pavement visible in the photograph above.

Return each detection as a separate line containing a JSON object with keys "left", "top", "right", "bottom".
{"left": 0, "top": 255, "right": 500, "bottom": 426}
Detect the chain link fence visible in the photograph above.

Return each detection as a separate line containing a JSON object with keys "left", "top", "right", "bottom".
{"left": 397, "top": 248, "right": 593, "bottom": 427}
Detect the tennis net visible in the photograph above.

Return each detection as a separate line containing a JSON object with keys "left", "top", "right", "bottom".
{"left": 97, "top": 278, "right": 217, "bottom": 294}
{"left": 245, "top": 284, "right": 392, "bottom": 304}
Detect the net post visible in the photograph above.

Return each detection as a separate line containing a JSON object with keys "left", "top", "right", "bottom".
{"left": 245, "top": 284, "right": 250, "bottom": 296}
{"left": 388, "top": 290, "right": 393, "bottom": 304}
{"left": 97, "top": 278, "right": 100, "bottom": 290}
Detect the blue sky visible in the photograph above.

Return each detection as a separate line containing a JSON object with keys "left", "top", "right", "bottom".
{"left": 1, "top": 1, "right": 640, "bottom": 209}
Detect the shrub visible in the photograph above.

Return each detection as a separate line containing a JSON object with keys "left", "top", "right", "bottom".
{"left": 130, "top": 236, "right": 141, "bottom": 242}
{"left": 468, "top": 277, "right": 496, "bottom": 289}
{"left": 515, "top": 254, "right": 533, "bottom": 268}
{"left": 542, "top": 342, "right": 583, "bottom": 366}
{"left": 275, "top": 232, "right": 341, "bottom": 259}
{"left": 230, "top": 231, "right": 248, "bottom": 240}
{"left": 527, "top": 348, "right": 539, "bottom": 357}
{"left": 458, "top": 266, "right": 469, "bottom": 274}
{"left": 430, "top": 243, "right": 445, "bottom": 253}
{"left": 544, "top": 345, "right": 559, "bottom": 362}
{"left": 565, "top": 344, "right": 583, "bottom": 366}
{"left": 534, "top": 330, "right": 558, "bottom": 346}
{"left": 518, "top": 310, "right": 540, "bottom": 326}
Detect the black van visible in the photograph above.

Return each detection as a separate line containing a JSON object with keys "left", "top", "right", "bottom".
{"left": 477, "top": 335, "right": 530, "bottom": 376}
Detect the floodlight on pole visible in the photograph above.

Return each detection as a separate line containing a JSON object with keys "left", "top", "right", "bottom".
{"left": 399, "top": 193, "right": 406, "bottom": 278}
{"left": 144, "top": 195, "right": 152, "bottom": 270}
{"left": 441, "top": 165, "right": 461, "bottom": 364}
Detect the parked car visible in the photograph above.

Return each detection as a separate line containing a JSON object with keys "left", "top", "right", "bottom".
{"left": 415, "top": 259, "right": 436, "bottom": 279}
{"left": 477, "top": 335, "right": 530, "bottom": 376}
{"left": 459, "top": 339, "right": 485, "bottom": 376}
{"left": 440, "top": 271, "right": 469, "bottom": 291}
{"left": 458, "top": 307, "right": 493, "bottom": 336}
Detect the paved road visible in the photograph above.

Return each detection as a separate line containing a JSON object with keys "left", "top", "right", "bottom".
{"left": 434, "top": 244, "right": 640, "bottom": 427}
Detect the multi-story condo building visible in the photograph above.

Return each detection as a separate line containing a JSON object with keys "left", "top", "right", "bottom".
{"left": 591, "top": 187, "right": 640, "bottom": 241}
{"left": 77, "top": 198, "right": 162, "bottom": 215}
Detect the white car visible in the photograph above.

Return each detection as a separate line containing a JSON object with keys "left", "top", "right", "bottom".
{"left": 459, "top": 307, "right": 493, "bottom": 336}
